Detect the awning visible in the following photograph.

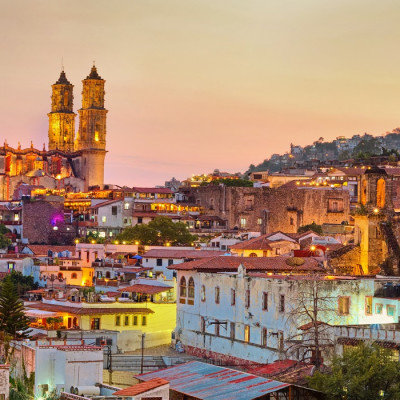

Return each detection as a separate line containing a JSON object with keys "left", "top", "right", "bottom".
{"left": 25, "top": 309, "right": 59, "bottom": 318}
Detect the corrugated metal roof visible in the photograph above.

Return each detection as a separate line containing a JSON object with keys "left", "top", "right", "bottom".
{"left": 136, "top": 361, "right": 290, "bottom": 400}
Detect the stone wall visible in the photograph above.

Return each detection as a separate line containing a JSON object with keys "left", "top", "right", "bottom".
{"left": 185, "top": 186, "right": 350, "bottom": 233}
{"left": 0, "top": 365, "right": 9, "bottom": 400}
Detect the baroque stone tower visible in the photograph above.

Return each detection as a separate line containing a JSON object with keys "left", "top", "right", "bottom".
{"left": 48, "top": 70, "right": 76, "bottom": 152}
{"left": 75, "top": 65, "right": 107, "bottom": 189}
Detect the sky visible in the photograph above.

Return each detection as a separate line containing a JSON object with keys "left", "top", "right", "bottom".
{"left": 1, "top": 0, "right": 400, "bottom": 186}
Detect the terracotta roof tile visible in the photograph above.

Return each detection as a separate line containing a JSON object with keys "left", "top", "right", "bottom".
{"left": 118, "top": 284, "right": 173, "bottom": 294}
{"left": 143, "top": 249, "right": 225, "bottom": 259}
{"left": 230, "top": 235, "right": 273, "bottom": 251}
{"left": 23, "top": 245, "right": 76, "bottom": 256}
{"left": 170, "top": 256, "right": 324, "bottom": 273}
{"left": 113, "top": 378, "right": 169, "bottom": 396}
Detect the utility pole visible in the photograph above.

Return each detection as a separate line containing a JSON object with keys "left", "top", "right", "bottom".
{"left": 140, "top": 333, "right": 146, "bottom": 374}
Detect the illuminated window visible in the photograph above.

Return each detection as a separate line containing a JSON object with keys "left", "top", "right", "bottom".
{"left": 94, "top": 132, "right": 99, "bottom": 142}
{"left": 338, "top": 296, "right": 350, "bottom": 315}
{"left": 215, "top": 287, "right": 220, "bottom": 304}
{"left": 240, "top": 218, "right": 247, "bottom": 228}
{"left": 102, "top": 216, "right": 106, "bottom": 223}
{"left": 245, "top": 289, "right": 250, "bottom": 308}
{"left": 124, "top": 203, "right": 129, "bottom": 210}
{"left": 180, "top": 277, "right": 187, "bottom": 297}
{"left": 365, "top": 296, "right": 373, "bottom": 315}
{"left": 262, "top": 328, "right": 268, "bottom": 347}
{"left": 244, "top": 325, "right": 250, "bottom": 343}
{"left": 231, "top": 289, "right": 236, "bottom": 306}
{"left": 188, "top": 277, "right": 195, "bottom": 299}
{"left": 201, "top": 285, "right": 206, "bottom": 302}
{"left": 375, "top": 303, "right": 383, "bottom": 314}
{"left": 387, "top": 305, "right": 396, "bottom": 317}
{"left": 257, "top": 218, "right": 263, "bottom": 225}
{"left": 262, "top": 292, "right": 268, "bottom": 311}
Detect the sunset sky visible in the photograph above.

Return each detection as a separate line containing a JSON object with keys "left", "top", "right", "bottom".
{"left": 1, "top": 0, "right": 400, "bottom": 186}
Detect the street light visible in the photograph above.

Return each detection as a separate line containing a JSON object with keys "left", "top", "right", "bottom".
{"left": 140, "top": 333, "right": 146, "bottom": 374}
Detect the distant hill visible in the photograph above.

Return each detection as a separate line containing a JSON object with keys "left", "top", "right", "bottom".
{"left": 246, "top": 128, "right": 400, "bottom": 175}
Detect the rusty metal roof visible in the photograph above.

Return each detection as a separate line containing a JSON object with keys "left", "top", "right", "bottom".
{"left": 136, "top": 361, "right": 290, "bottom": 399}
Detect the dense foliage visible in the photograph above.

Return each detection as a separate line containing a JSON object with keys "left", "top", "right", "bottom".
{"left": 9, "top": 270, "right": 38, "bottom": 295}
{"left": 201, "top": 178, "right": 253, "bottom": 187}
{"left": 117, "top": 216, "right": 197, "bottom": 245}
{"left": 297, "top": 222, "right": 323, "bottom": 235}
{"left": 0, "top": 276, "right": 31, "bottom": 339}
{"left": 308, "top": 343, "right": 400, "bottom": 400}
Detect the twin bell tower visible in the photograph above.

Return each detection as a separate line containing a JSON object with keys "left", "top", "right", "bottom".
{"left": 48, "top": 65, "right": 107, "bottom": 188}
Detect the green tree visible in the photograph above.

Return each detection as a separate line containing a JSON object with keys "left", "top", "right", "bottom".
{"left": 0, "top": 276, "right": 31, "bottom": 340}
{"left": 297, "top": 222, "right": 323, "bottom": 235}
{"left": 117, "top": 216, "right": 197, "bottom": 246}
{"left": 9, "top": 270, "right": 38, "bottom": 296}
{"left": 308, "top": 343, "right": 400, "bottom": 399}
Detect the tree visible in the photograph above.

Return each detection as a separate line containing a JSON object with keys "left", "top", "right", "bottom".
{"left": 286, "top": 276, "right": 336, "bottom": 369}
{"left": 117, "top": 216, "right": 197, "bottom": 246}
{"left": 0, "top": 276, "right": 31, "bottom": 340}
{"left": 9, "top": 270, "right": 38, "bottom": 296}
{"left": 308, "top": 343, "right": 400, "bottom": 399}
{"left": 297, "top": 222, "right": 323, "bottom": 235}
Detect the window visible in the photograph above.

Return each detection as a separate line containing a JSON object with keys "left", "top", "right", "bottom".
{"left": 91, "top": 318, "right": 100, "bottom": 330}
{"left": 245, "top": 289, "right": 250, "bottom": 308}
{"left": 168, "top": 259, "right": 174, "bottom": 266}
{"left": 262, "top": 292, "right": 268, "bottom": 311}
{"left": 201, "top": 317, "right": 205, "bottom": 334}
{"left": 290, "top": 217, "right": 294, "bottom": 226}
{"left": 124, "top": 316, "right": 129, "bottom": 326}
{"left": 240, "top": 218, "right": 247, "bottom": 228}
{"left": 115, "top": 316, "right": 121, "bottom": 326}
{"left": 215, "top": 286, "right": 220, "bottom": 304}
{"left": 112, "top": 206, "right": 118, "bottom": 216}
{"left": 338, "top": 296, "right": 350, "bottom": 315}
{"left": 257, "top": 218, "right": 263, "bottom": 225}
{"left": 133, "top": 315, "right": 138, "bottom": 326}
{"left": 230, "top": 322, "right": 235, "bottom": 340}
{"left": 387, "top": 305, "right": 396, "bottom": 317}
{"left": 279, "top": 295, "right": 285, "bottom": 312}
{"left": 156, "top": 258, "right": 163, "bottom": 267}
{"left": 180, "top": 277, "right": 187, "bottom": 297}
{"left": 376, "top": 303, "right": 383, "bottom": 314}
{"left": 123, "top": 218, "right": 128, "bottom": 224}
{"left": 138, "top": 217, "right": 143, "bottom": 224}
{"left": 249, "top": 253, "right": 257, "bottom": 258}
{"left": 124, "top": 203, "right": 130, "bottom": 210}
{"left": 278, "top": 331, "right": 284, "bottom": 351}
{"left": 58, "top": 273, "right": 63, "bottom": 280}
{"left": 201, "top": 285, "right": 206, "bottom": 302}
{"left": 244, "top": 325, "right": 250, "bottom": 343}
{"left": 262, "top": 328, "right": 268, "bottom": 347}
{"left": 365, "top": 296, "right": 373, "bottom": 315}
{"left": 231, "top": 289, "right": 236, "bottom": 306}
{"left": 71, "top": 273, "right": 77, "bottom": 279}
{"left": 188, "top": 277, "right": 195, "bottom": 299}
{"left": 275, "top": 248, "right": 281, "bottom": 255}
{"left": 102, "top": 216, "right": 107, "bottom": 223}
{"left": 142, "top": 316, "right": 147, "bottom": 326}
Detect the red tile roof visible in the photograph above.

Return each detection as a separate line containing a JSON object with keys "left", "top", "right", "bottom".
{"left": 26, "top": 302, "right": 154, "bottom": 315}
{"left": 132, "top": 187, "right": 173, "bottom": 194}
{"left": 169, "top": 256, "right": 323, "bottom": 273}
{"left": 23, "top": 245, "right": 76, "bottom": 256}
{"left": 89, "top": 199, "right": 121, "bottom": 209}
{"left": 113, "top": 378, "right": 169, "bottom": 396}
{"left": 230, "top": 235, "right": 272, "bottom": 251}
{"left": 143, "top": 249, "right": 225, "bottom": 259}
{"left": 118, "top": 284, "right": 173, "bottom": 294}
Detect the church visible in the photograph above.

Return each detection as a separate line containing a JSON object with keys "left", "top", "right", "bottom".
{"left": 0, "top": 65, "right": 108, "bottom": 200}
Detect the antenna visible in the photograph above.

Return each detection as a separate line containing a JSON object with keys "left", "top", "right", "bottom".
{"left": 93, "top": 60, "right": 96, "bottom": 67}
{"left": 61, "top": 56, "right": 64, "bottom": 71}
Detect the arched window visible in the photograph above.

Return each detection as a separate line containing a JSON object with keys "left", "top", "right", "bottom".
{"left": 188, "top": 277, "right": 195, "bottom": 299}
{"left": 180, "top": 277, "right": 187, "bottom": 297}
{"left": 377, "top": 178, "right": 386, "bottom": 208}
{"left": 71, "top": 273, "right": 77, "bottom": 279}
{"left": 201, "top": 285, "right": 206, "bottom": 302}
{"left": 249, "top": 253, "right": 258, "bottom": 257}
{"left": 57, "top": 273, "right": 63, "bottom": 280}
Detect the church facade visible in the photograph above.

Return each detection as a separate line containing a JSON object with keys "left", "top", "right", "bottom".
{"left": 0, "top": 66, "right": 108, "bottom": 200}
